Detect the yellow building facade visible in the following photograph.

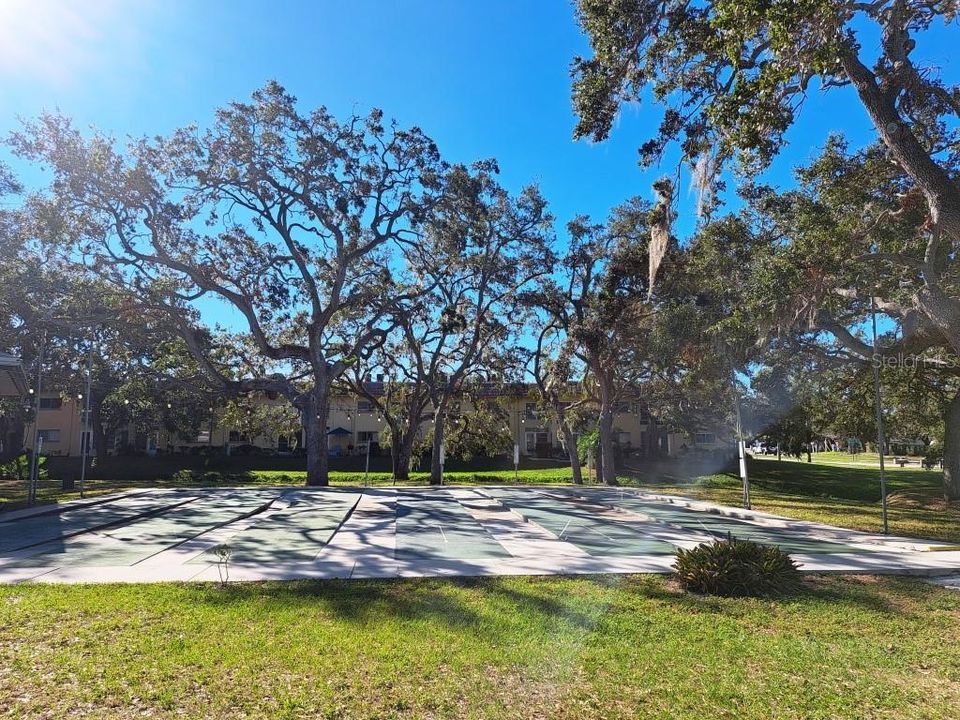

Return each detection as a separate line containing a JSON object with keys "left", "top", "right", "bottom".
{"left": 23, "top": 385, "right": 728, "bottom": 461}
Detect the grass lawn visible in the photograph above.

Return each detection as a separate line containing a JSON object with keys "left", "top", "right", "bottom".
{"left": 636, "top": 455, "right": 960, "bottom": 543}
{"left": 2, "top": 575, "right": 959, "bottom": 719}
{"left": 0, "top": 467, "right": 576, "bottom": 510}
{"left": 807, "top": 451, "right": 927, "bottom": 467}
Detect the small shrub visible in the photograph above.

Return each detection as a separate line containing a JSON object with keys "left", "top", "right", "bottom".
{"left": 673, "top": 535, "right": 801, "bottom": 597}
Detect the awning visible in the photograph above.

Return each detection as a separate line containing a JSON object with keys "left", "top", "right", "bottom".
{"left": 327, "top": 426, "right": 351, "bottom": 436}
{"left": 0, "top": 352, "right": 28, "bottom": 398}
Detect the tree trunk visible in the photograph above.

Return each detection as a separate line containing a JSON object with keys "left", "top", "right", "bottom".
{"left": 841, "top": 51, "right": 960, "bottom": 353}
{"left": 305, "top": 386, "right": 330, "bottom": 487}
{"left": 430, "top": 410, "right": 445, "bottom": 486}
{"left": 0, "top": 412, "right": 25, "bottom": 463}
{"left": 597, "top": 402, "right": 618, "bottom": 486}
{"left": 390, "top": 424, "right": 415, "bottom": 482}
{"left": 560, "top": 423, "right": 582, "bottom": 485}
{"left": 944, "top": 389, "right": 960, "bottom": 501}
{"left": 842, "top": 51, "right": 960, "bottom": 253}
{"left": 647, "top": 420, "right": 661, "bottom": 458}
{"left": 396, "top": 432, "right": 415, "bottom": 481}
{"left": 390, "top": 438, "right": 405, "bottom": 482}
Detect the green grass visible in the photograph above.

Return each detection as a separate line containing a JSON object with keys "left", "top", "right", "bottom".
{"left": 2, "top": 575, "right": 959, "bottom": 718}
{"left": 639, "top": 456, "right": 960, "bottom": 542}
{"left": 0, "top": 467, "right": 578, "bottom": 509}
{"left": 808, "top": 451, "right": 926, "bottom": 466}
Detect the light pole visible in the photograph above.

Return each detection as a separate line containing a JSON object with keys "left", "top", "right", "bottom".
{"left": 27, "top": 337, "right": 45, "bottom": 505}
{"left": 732, "top": 369, "right": 750, "bottom": 510}
{"left": 363, "top": 428, "right": 372, "bottom": 487}
{"left": 870, "top": 296, "right": 889, "bottom": 534}
{"left": 78, "top": 339, "right": 95, "bottom": 498}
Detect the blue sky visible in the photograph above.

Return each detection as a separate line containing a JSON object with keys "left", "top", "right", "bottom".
{"left": 1, "top": 1, "right": 956, "bottom": 247}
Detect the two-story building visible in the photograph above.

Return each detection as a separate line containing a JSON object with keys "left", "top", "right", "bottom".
{"left": 21, "top": 379, "right": 730, "bottom": 461}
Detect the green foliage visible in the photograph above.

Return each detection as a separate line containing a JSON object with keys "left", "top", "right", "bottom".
{"left": 576, "top": 427, "right": 599, "bottom": 463}
{"left": 444, "top": 398, "right": 513, "bottom": 461}
{"left": 219, "top": 395, "right": 301, "bottom": 448}
{"left": 0, "top": 452, "right": 41, "bottom": 481}
{"left": 673, "top": 536, "right": 801, "bottom": 597}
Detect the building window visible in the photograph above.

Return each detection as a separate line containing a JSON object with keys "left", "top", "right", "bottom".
{"left": 196, "top": 430, "right": 211, "bottom": 444}
{"left": 357, "top": 400, "right": 374, "bottom": 413}
{"left": 39, "top": 397, "right": 62, "bottom": 410}
{"left": 525, "top": 430, "right": 548, "bottom": 452}
{"left": 614, "top": 401, "right": 630, "bottom": 414}
{"left": 38, "top": 429, "right": 60, "bottom": 443}
{"left": 357, "top": 431, "right": 378, "bottom": 444}
{"left": 695, "top": 433, "right": 716, "bottom": 445}
{"left": 524, "top": 402, "right": 537, "bottom": 419}
{"left": 616, "top": 431, "right": 631, "bottom": 446}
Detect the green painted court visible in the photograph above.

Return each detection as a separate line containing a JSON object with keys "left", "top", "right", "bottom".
{"left": 1, "top": 485, "right": 958, "bottom": 583}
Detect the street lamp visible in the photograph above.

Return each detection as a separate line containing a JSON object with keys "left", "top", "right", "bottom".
{"left": 78, "top": 339, "right": 95, "bottom": 499}
{"left": 870, "top": 296, "right": 889, "bottom": 534}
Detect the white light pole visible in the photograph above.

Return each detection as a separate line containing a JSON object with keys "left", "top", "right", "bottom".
{"left": 78, "top": 340, "right": 95, "bottom": 498}
{"left": 364, "top": 433, "right": 372, "bottom": 487}
{"left": 870, "top": 296, "right": 889, "bottom": 534}
{"left": 728, "top": 357, "right": 750, "bottom": 509}
{"left": 733, "top": 375, "right": 750, "bottom": 510}
{"left": 27, "top": 339, "right": 45, "bottom": 505}
{"left": 439, "top": 443, "right": 445, "bottom": 486}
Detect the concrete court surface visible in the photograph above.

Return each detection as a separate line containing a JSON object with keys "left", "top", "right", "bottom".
{"left": 2, "top": 485, "right": 960, "bottom": 584}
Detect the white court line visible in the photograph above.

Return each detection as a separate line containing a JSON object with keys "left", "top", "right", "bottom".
{"left": 447, "top": 488, "right": 589, "bottom": 559}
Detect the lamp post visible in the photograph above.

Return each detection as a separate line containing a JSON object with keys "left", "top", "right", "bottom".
{"left": 78, "top": 339, "right": 95, "bottom": 498}
{"left": 870, "top": 296, "right": 889, "bottom": 534}
{"left": 732, "top": 370, "right": 750, "bottom": 510}
{"left": 363, "top": 427, "right": 372, "bottom": 488}
{"left": 27, "top": 338, "right": 45, "bottom": 506}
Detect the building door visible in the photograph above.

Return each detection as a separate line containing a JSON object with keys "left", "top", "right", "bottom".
{"left": 525, "top": 430, "right": 549, "bottom": 455}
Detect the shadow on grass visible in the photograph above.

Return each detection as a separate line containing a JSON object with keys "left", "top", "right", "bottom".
{"left": 631, "top": 457, "right": 943, "bottom": 503}
{"left": 621, "top": 572, "right": 940, "bottom": 619}
{"left": 183, "top": 571, "right": 941, "bottom": 637}
{"left": 189, "top": 575, "right": 620, "bottom": 633}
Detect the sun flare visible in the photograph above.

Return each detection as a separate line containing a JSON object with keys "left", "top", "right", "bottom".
{"left": 0, "top": 0, "right": 130, "bottom": 86}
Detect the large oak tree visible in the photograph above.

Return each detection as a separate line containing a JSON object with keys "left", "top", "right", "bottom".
{"left": 572, "top": 0, "right": 960, "bottom": 497}
{"left": 11, "top": 83, "right": 451, "bottom": 486}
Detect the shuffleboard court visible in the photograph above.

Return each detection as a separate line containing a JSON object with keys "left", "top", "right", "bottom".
{"left": 486, "top": 488, "right": 678, "bottom": 556}
{"left": 2, "top": 486, "right": 960, "bottom": 583}
{"left": 7, "top": 489, "right": 278, "bottom": 568}
{"left": 395, "top": 490, "right": 510, "bottom": 562}
{"left": 191, "top": 489, "right": 361, "bottom": 565}
{"left": 584, "top": 489, "right": 866, "bottom": 554}
{"left": 0, "top": 491, "right": 200, "bottom": 556}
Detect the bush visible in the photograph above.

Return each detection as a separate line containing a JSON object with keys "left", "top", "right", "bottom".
{"left": 673, "top": 536, "right": 801, "bottom": 597}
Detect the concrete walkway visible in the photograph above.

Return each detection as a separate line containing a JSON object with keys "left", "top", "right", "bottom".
{"left": 2, "top": 485, "right": 960, "bottom": 584}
